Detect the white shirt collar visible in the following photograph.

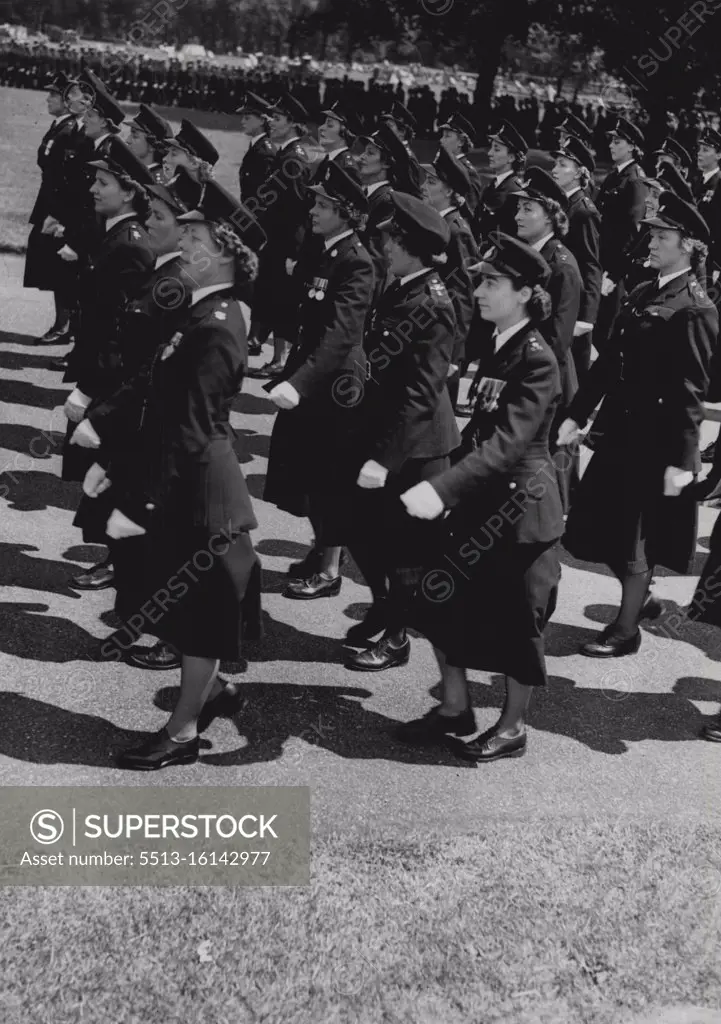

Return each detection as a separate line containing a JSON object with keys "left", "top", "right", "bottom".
{"left": 493, "top": 317, "right": 530, "bottom": 354}
{"left": 566, "top": 185, "right": 582, "bottom": 198}
{"left": 326, "top": 146, "right": 349, "bottom": 160}
{"left": 531, "top": 232, "right": 555, "bottom": 252}
{"left": 365, "top": 180, "right": 390, "bottom": 197}
{"left": 105, "top": 212, "right": 136, "bottom": 232}
{"left": 703, "top": 168, "right": 719, "bottom": 184}
{"left": 439, "top": 206, "right": 456, "bottom": 218}
{"left": 248, "top": 132, "right": 267, "bottom": 146}
{"left": 615, "top": 158, "right": 635, "bottom": 172}
{"left": 658, "top": 267, "right": 689, "bottom": 290}
{"left": 494, "top": 170, "right": 513, "bottom": 187}
{"left": 324, "top": 229, "right": 354, "bottom": 252}
{"left": 278, "top": 135, "right": 300, "bottom": 149}
{"left": 155, "top": 250, "right": 182, "bottom": 269}
{"left": 398, "top": 267, "right": 432, "bottom": 287}
{"left": 189, "top": 283, "right": 233, "bottom": 307}
{"left": 94, "top": 133, "right": 111, "bottom": 149}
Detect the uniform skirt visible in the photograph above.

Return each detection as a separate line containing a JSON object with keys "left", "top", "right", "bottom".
{"left": 112, "top": 525, "right": 262, "bottom": 661}
{"left": 412, "top": 520, "right": 560, "bottom": 686}
{"left": 23, "top": 226, "right": 77, "bottom": 293}
{"left": 563, "top": 420, "right": 698, "bottom": 574}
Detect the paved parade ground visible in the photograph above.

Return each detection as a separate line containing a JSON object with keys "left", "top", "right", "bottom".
{"left": 1, "top": 88, "right": 720, "bottom": 1024}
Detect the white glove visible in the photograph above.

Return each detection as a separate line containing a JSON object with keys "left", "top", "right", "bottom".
{"left": 285, "top": 259, "right": 297, "bottom": 276}
{"left": 106, "top": 508, "right": 147, "bottom": 539}
{"left": 557, "top": 417, "right": 582, "bottom": 446}
{"left": 58, "top": 244, "right": 78, "bottom": 262}
{"left": 713, "top": 270, "right": 720, "bottom": 285}
{"left": 447, "top": 363, "right": 459, "bottom": 377}
{"left": 663, "top": 466, "right": 694, "bottom": 496}
{"left": 269, "top": 381, "right": 300, "bottom": 410}
{"left": 82, "top": 462, "right": 111, "bottom": 498}
{"left": 356, "top": 459, "right": 389, "bottom": 489}
{"left": 601, "top": 273, "right": 616, "bottom": 297}
{"left": 64, "top": 388, "right": 91, "bottom": 423}
{"left": 70, "top": 419, "right": 101, "bottom": 449}
{"left": 573, "top": 321, "right": 593, "bottom": 337}
{"left": 41, "top": 215, "right": 60, "bottom": 235}
{"left": 400, "top": 481, "right": 445, "bottom": 520}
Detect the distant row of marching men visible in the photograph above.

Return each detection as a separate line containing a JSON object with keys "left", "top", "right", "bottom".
{"left": 20, "top": 67, "right": 721, "bottom": 768}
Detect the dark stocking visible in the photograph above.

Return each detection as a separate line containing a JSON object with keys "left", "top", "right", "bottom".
{"left": 612, "top": 566, "right": 653, "bottom": 638}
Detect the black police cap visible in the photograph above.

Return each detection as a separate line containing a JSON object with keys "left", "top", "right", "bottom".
{"left": 471, "top": 231, "right": 551, "bottom": 288}
{"left": 552, "top": 134, "right": 595, "bottom": 173}
{"left": 167, "top": 118, "right": 219, "bottom": 166}
{"left": 657, "top": 161, "right": 695, "bottom": 205}
{"left": 438, "top": 111, "right": 477, "bottom": 146}
{"left": 127, "top": 103, "right": 173, "bottom": 142}
{"left": 169, "top": 165, "right": 204, "bottom": 212}
{"left": 45, "top": 71, "right": 77, "bottom": 94}
{"left": 307, "top": 158, "right": 368, "bottom": 213}
{"left": 88, "top": 85, "right": 125, "bottom": 128}
{"left": 236, "top": 91, "right": 272, "bottom": 116}
{"left": 87, "top": 135, "right": 154, "bottom": 185}
{"left": 642, "top": 190, "right": 709, "bottom": 242}
{"left": 606, "top": 116, "right": 645, "bottom": 149}
{"left": 431, "top": 145, "right": 472, "bottom": 198}
{"left": 513, "top": 166, "right": 568, "bottom": 210}
{"left": 698, "top": 126, "right": 721, "bottom": 151}
{"left": 557, "top": 113, "right": 592, "bottom": 144}
{"left": 176, "top": 178, "right": 267, "bottom": 252}
{"left": 381, "top": 101, "right": 418, "bottom": 135}
{"left": 377, "top": 191, "right": 450, "bottom": 256}
{"left": 488, "top": 120, "right": 528, "bottom": 155}
{"left": 271, "top": 92, "right": 309, "bottom": 125}
{"left": 654, "top": 136, "right": 692, "bottom": 170}
{"left": 145, "top": 180, "right": 194, "bottom": 216}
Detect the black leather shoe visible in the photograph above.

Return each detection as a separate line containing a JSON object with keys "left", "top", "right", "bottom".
{"left": 701, "top": 441, "right": 717, "bottom": 463}
{"left": 345, "top": 635, "right": 410, "bottom": 672}
{"left": 70, "top": 563, "right": 115, "bottom": 591}
{"left": 580, "top": 629, "right": 641, "bottom": 658}
{"left": 395, "top": 705, "right": 477, "bottom": 745}
{"left": 248, "top": 339, "right": 263, "bottom": 356}
{"left": 198, "top": 682, "right": 246, "bottom": 732}
{"left": 451, "top": 726, "right": 527, "bottom": 762}
{"left": 116, "top": 728, "right": 200, "bottom": 770}
{"left": 700, "top": 715, "right": 721, "bottom": 742}
{"left": 284, "top": 572, "right": 342, "bottom": 600}
{"left": 248, "top": 360, "right": 284, "bottom": 379}
{"left": 127, "top": 641, "right": 182, "bottom": 671}
{"left": 345, "top": 601, "right": 389, "bottom": 644}
{"left": 36, "top": 325, "right": 69, "bottom": 345}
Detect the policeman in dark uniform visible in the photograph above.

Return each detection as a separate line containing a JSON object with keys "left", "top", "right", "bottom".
{"left": 475, "top": 119, "right": 528, "bottom": 242}
{"left": 421, "top": 147, "right": 479, "bottom": 409}
{"left": 437, "top": 110, "right": 484, "bottom": 221}
{"left": 559, "top": 192, "right": 718, "bottom": 657}
{"left": 551, "top": 135, "right": 602, "bottom": 382}
{"left": 24, "top": 71, "right": 85, "bottom": 344}
{"left": 236, "top": 92, "right": 276, "bottom": 206}
{"left": 594, "top": 115, "right": 646, "bottom": 351}
{"left": 264, "top": 160, "right": 373, "bottom": 598}
{"left": 344, "top": 193, "right": 461, "bottom": 670}
{"left": 124, "top": 103, "right": 173, "bottom": 184}
{"left": 247, "top": 92, "right": 311, "bottom": 377}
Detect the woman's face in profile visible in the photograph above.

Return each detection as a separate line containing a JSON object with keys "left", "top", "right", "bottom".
{"left": 474, "top": 273, "right": 520, "bottom": 324}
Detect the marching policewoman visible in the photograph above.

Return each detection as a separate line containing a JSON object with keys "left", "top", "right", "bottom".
{"left": 398, "top": 233, "right": 563, "bottom": 762}
{"left": 89, "top": 180, "right": 263, "bottom": 770}
{"left": 264, "top": 159, "right": 374, "bottom": 598}
{"left": 62, "top": 137, "right": 155, "bottom": 592}
{"left": 558, "top": 193, "right": 718, "bottom": 658}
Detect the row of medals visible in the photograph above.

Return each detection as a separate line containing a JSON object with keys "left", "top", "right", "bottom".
{"left": 308, "top": 277, "right": 329, "bottom": 301}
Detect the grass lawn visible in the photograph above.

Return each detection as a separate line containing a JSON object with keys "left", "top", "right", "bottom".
{"left": 0, "top": 820, "right": 719, "bottom": 1023}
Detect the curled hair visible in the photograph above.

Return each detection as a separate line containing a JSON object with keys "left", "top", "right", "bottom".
{"left": 388, "top": 226, "right": 441, "bottom": 266}
{"left": 577, "top": 165, "right": 592, "bottom": 190}
{"left": 210, "top": 222, "right": 258, "bottom": 288}
{"left": 115, "top": 171, "right": 151, "bottom": 221}
{"left": 547, "top": 201, "right": 569, "bottom": 238}
{"left": 631, "top": 145, "right": 644, "bottom": 163}
{"left": 194, "top": 159, "right": 215, "bottom": 183}
{"left": 336, "top": 201, "right": 366, "bottom": 232}
{"left": 511, "top": 152, "right": 527, "bottom": 175}
{"left": 682, "top": 236, "right": 709, "bottom": 277}
{"left": 524, "top": 283, "right": 553, "bottom": 322}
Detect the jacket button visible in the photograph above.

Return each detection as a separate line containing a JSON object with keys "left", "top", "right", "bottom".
{"left": 509, "top": 482, "right": 516, "bottom": 490}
